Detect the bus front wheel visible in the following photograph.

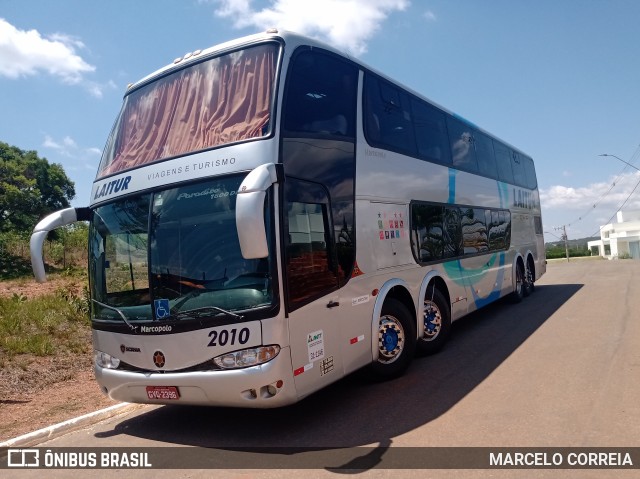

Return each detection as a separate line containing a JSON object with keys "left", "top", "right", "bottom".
{"left": 371, "top": 298, "right": 416, "bottom": 379}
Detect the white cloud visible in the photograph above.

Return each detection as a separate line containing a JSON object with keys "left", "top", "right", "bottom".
{"left": 540, "top": 173, "right": 640, "bottom": 210}
{"left": 211, "top": 0, "right": 409, "bottom": 55}
{"left": 540, "top": 172, "right": 640, "bottom": 236}
{"left": 84, "top": 79, "right": 118, "bottom": 98}
{"left": 423, "top": 10, "right": 437, "bottom": 22}
{"left": 0, "top": 18, "right": 95, "bottom": 84}
{"left": 42, "top": 134, "right": 101, "bottom": 172}
{"left": 86, "top": 147, "right": 103, "bottom": 156}
{"left": 43, "top": 135, "right": 78, "bottom": 156}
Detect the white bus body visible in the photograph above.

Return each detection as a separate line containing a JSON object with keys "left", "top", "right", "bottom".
{"left": 31, "top": 30, "right": 545, "bottom": 408}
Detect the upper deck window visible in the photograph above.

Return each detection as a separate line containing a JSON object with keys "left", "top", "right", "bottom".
{"left": 98, "top": 43, "right": 279, "bottom": 179}
{"left": 282, "top": 48, "right": 357, "bottom": 138}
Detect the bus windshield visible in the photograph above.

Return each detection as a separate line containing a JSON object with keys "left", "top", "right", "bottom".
{"left": 97, "top": 42, "right": 279, "bottom": 178}
{"left": 89, "top": 174, "right": 274, "bottom": 323}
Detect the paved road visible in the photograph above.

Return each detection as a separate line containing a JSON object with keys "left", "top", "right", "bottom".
{"left": 4, "top": 260, "right": 640, "bottom": 478}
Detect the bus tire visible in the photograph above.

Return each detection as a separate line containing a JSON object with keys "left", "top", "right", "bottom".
{"left": 370, "top": 298, "right": 416, "bottom": 379}
{"left": 417, "top": 286, "right": 451, "bottom": 355}
{"left": 524, "top": 257, "right": 535, "bottom": 295}
{"left": 512, "top": 261, "right": 525, "bottom": 303}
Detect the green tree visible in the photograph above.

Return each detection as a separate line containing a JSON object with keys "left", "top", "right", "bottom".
{"left": 0, "top": 141, "right": 75, "bottom": 233}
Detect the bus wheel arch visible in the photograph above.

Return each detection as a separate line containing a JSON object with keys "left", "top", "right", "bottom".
{"left": 370, "top": 281, "right": 417, "bottom": 379}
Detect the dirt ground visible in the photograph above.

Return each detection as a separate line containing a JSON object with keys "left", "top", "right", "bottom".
{"left": 0, "top": 357, "right": 119, "bottom": 442}
{"left": 0, "top": 277, "right": 120, "bottom": 443}
{"left": 0, "top": 275, "right": 86, "bottom": 299}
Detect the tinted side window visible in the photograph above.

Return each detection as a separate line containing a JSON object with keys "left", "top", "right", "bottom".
{"left": 512, "top": 152, "right": 527, "bottom": 188}
{"left": 487, "top": 210, "right": 511, "bottom": 251}
{"left": 413, "top": 203, "right": 509, "bottom": 263}
{"left": 284, "top": 179, "right": 339, "bottom": 310}
{"left": 447, "top": 117, "right": 478, "bottom": 173}
{"left": 494, "top": 141, "right": 514, "bottom": 184}
{"left": 411, "top": 203, "right": 444, "bottom": 262}
{"left": 364, "top": 74, "right": 417, "bottom": 155}
{"left": 474, "top": 131, "right": 498, "bottom": 179}
{"left": 462, "top": 207, "right": 489, "bottom": 254}
{"left": 488, "top": 210, "right": 502, "bottom": 251}
{"left": 502, "top": 210, "right": 511, "bottom": 248}
{"left": 523, "top": 156, "right": 538, "bottom": 189}
{"left": 534, "top": 215, "right": 543, "bottom": 235}
{"left": 443, "top": 206, "right": 463, "bottom": 258}
{"left": 283, "top": 49, "right": 357, "bottom": 137}
{"left": 411, "top": 98, "right": 451, "bottom": 165}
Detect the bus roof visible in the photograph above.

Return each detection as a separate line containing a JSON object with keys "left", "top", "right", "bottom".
{"left": 126, "top": 29, "right": 531, "bottom": 160}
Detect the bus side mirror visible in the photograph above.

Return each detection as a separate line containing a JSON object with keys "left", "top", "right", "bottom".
{"left": 30, "top": 207, "right": 90, "bottom": 283}
{"left": 236, "top": 163, "right": 279, "bottom": 259}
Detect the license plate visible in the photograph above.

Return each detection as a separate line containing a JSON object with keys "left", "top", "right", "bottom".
{"left": 146, "top": 386, "right": 180, "bottom": 400}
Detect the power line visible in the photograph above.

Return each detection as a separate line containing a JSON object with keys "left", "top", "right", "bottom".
{"left": 589, "top": 169, "right": 640, "bottom": 238}
{"left": 566, "top": 145, "right": 640, "bottom": 228}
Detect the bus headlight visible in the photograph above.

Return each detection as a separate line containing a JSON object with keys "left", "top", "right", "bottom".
{"left": 94, "top": 350, "right": 121, "bottom": 369}
{"left": 213, "top": 345, "right": 280, "bottom": 369}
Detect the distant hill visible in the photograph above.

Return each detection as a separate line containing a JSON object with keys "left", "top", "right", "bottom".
{"left": 545, "top": 237, "right": 599, "bottom": 249}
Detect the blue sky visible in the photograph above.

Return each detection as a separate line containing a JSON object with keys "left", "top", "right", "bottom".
{"left": 2, "top": 0, "right": 639, "bottom": 242}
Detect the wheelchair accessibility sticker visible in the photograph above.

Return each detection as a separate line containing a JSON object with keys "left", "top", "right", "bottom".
{"left": 154, "top": 299, "right": 170, "bottom": 319}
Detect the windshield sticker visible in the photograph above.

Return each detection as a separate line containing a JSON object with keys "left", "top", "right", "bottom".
{"left": 154, "top": 299, "right": 170, "bottom": 319}
{"left": 307, "top": 330, "right": 324, "bottom": 363}
{"left": 177, "top": 188, "right": 236, "bottom": 201}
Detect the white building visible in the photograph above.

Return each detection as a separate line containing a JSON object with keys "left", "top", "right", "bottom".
{"left": 588, "top": 210, "right": 640, "bottom": 259}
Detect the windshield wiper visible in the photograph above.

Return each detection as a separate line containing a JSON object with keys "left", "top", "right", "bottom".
{"left": 169, "top": 306, "right": 243, "bottom": 321}
{"left": 91, "top": 299, "right": 138, "bottom": 332}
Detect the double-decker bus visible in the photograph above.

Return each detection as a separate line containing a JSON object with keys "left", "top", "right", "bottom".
{"left": 30, "top": 29, "right": 545, "bottom": 407}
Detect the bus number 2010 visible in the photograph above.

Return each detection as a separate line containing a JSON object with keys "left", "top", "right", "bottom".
{"left": 207, "top": 327, "right": 250, "bottom": 347}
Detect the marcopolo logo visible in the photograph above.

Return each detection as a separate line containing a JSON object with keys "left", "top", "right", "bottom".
{"left": 140, "top": 324, "right": 172, "bottom": 333}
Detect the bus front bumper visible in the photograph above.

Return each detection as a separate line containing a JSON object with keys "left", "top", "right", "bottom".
{"left": 94, "top": 348, "right": 297, "bottom": 408}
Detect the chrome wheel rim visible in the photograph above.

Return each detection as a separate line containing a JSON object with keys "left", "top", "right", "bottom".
{"left": 423, "top": 300, "right": 442, "bottom": 341}
{"left": 377, "top": 315, "right": 405, "bottom": 364}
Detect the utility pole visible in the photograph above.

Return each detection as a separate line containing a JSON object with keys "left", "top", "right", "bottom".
{"left": 555, "top": 225, "right": 569, "bottom": 262}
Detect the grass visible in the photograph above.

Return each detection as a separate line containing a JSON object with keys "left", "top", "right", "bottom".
{"left": 0, "top": 287, "right": 91, "bottom": 360}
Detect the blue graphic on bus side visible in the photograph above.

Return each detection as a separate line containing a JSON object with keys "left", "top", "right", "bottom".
{"left": 448, "top": 168, "right": 458, "bottom": 204}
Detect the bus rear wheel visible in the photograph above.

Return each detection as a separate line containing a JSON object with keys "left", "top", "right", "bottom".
{"left": 370, "top": 298, "right": 416, "bottom": 379}
{"left": 512, "top": 261, "right": 525, "bottom": 303}
{"left": 524, "top": 258, "right": 535, "bottom": 295}
{"left": 417, "top": 286, "right": 451, "bottom": 355}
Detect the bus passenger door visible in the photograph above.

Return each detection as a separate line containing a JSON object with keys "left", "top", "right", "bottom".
{"left": 283, "top": 178, "right": 343, "bottom": 399}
